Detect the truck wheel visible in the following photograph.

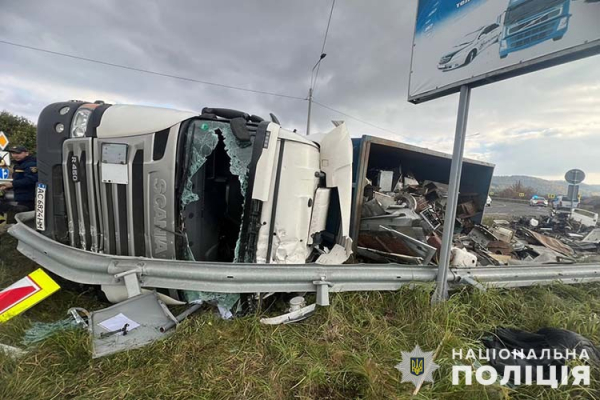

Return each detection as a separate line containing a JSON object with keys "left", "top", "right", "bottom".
{"left": 553, "top": 36, "right": 564, "bottom": 41}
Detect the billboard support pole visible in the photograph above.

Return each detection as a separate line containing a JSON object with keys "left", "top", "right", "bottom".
{"left": 432, "top": 85, "right": 471, "bottom": 304}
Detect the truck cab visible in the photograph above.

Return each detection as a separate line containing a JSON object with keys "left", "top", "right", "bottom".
{"left": 35, "top": 101, "right": 353, "bottom": 268}
{"left": 499, "top": 0, "right": 571, "bottom": 58}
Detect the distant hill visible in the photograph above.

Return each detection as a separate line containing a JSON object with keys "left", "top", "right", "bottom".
{"left": 491, "top": 175, "right": 600, "bottom": 197}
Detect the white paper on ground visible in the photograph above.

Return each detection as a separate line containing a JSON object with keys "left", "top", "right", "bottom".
{"left": 98, "top": 313, "right": 140, "bottom": 334}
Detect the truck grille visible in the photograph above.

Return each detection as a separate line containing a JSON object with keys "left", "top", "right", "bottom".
{"left": 62, "top": 139, "right": 102, "bottom": 253}
{"left": 62, "top": 130, "right": 178, "bottom": 258}
{"left": 509, "top": 20, "right": 556, "bottom": 49}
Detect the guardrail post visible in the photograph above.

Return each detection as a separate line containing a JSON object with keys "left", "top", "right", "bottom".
{"left": 313, "top": 277, "right": 333, "bottom": 306}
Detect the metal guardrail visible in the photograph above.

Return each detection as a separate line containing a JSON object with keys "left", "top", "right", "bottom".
{"left": 8, "top": 212, "right": 600, "bottom": 305}
{"left": 489, "top": 197, "right": 531, "bottom": 205}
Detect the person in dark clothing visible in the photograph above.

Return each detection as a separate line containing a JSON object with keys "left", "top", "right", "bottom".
{"left": 0, "top": 145, "right": 38, "bottom": 213}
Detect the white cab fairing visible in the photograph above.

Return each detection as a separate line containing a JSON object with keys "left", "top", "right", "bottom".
{"left": 255, "top": 134, "right": 321, "bottom": 264}
{"left": 254, "top": 124, "right": 354, "bottom": 265}
{"left": 96, "top": 104, "right": 197, "bottom": 138}
{"left": 317, "top": 124, "right": 353, "bottom": 231}
{"left": 315, "top": 123, "right": 354, "bottom": 264}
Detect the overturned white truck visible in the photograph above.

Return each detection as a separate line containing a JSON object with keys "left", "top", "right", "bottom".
{"left": 11, "top": 101, "right": 598, "bottom": 308}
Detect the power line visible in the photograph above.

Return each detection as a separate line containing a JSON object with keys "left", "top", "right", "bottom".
{"left": 2, "top": 39, "right": 405, "bottom": 138}
{"left": 312, "top": 99, "right": 406, "bottom": 139}
{"left": 311, "top": 0, "right": 336, "bottom": 92}
{"left": 0, "top": 39, "right": 305, "bottom": 101}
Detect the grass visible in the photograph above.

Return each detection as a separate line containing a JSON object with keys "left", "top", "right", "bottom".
{"left": 1, "top": 234, "right": 600, "bottom": 399}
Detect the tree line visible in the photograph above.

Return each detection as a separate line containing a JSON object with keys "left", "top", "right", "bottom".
{"left": 0, "top": 111, "right": 37, "bottom": 153}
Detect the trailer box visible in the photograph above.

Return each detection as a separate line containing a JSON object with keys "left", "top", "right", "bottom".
{"left": 350, "top": 135, "right": 495, "bottom": 242}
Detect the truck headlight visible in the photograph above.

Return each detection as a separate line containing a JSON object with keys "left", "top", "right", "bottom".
{"left": 71, "top": 108, "right": 92, "bottom": 137}
{"left": 558, "top": 16, "right": 568, "bottom": 30}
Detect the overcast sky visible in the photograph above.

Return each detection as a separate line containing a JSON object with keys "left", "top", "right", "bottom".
{"left": 1, "top": 0, "right": 599, "bottom": 182}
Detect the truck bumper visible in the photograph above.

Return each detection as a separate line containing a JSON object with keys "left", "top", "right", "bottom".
{"left": 10, "top": 212, "right": 600, "bottom": 301}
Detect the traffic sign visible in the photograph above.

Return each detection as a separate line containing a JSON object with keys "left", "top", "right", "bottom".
{"left": 0, "top": 151, "right": 9, "bottom": 167}
{"left": 519, "top": 193, "right": 525, "bottom": 198}
{"left": 0, "top": 168, "right": 9, "bottom": 180}
{"left": 565, "top": 169, "right": 585, "bottom": 185}
{"left": 0, "top": 269, "right": 60, "bottom": 323}
{"left": 0, "top": 131, "right": 8, "bottom": 151}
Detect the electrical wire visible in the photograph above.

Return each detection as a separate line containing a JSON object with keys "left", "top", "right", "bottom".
{"left": 0, "top": 39, "right": 305, "bottom": 100}
{"left": 311, "top": 0, "right": 336, "bottom": 92}
{"left": 2, "top": 39, "right": 404, "bottom": 139}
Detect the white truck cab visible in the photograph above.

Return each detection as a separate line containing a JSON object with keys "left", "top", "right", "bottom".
{"left": 33, "top": 102, "right": 353, "bottom": 270}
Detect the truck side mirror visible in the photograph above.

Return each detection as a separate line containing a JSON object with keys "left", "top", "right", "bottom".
{"left": 230, "top": 117, "right": 252, "bottom": 147}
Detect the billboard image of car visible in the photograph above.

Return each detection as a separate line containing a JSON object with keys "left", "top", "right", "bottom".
{"left": 409, "top": 0, "right": 600, "bottom": 103}
{"left": 438, "top": 23, "right": 500, "bottom": 71}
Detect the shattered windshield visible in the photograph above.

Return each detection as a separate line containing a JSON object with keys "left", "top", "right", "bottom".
{"left": 179, "top": 120, "right": 254, "bottom": 316}
{"left": 180, "top": 123, "right": 219, "bottom": 209}
{"left": 180, "top": 121, "right": 253, "bottom": 210}
{"left": 505, "top": 0, "right": 564, "bottom": 25}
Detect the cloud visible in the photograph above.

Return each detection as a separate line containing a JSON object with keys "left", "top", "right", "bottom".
{"left": 1, "top": 0, "right": 599, "bottom": 182}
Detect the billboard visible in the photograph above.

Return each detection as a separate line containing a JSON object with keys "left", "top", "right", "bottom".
{"left": 409, "top": 0, "right": 600, "bottom": 103}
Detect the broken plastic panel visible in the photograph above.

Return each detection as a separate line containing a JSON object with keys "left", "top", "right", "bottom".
{"left": 91, "top": 292, "right": 175, "bottom": 358}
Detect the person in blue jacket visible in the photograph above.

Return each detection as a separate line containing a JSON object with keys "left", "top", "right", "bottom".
{"left": 0, "top": 145, "right": 38, "bottom": 212}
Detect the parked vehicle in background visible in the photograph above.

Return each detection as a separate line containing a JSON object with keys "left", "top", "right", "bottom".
{"left": 529, "top": 195, "right": 548, "bottom": 207}
{"left": 486, "top": 196, "right": 492, "bottom": 207}
{"left": 438, "top": 24, "right": 501, "bottom": 71}
{"left": 498, "top": 0, "right": 572, "bottom": 59}
{"left": 552, "top": 195, "right": 579, "bottom": 210}
{"left": 570, "top": 208, "right": 599, "bottom": 228}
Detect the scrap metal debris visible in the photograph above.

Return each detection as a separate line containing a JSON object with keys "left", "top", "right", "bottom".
{"left": 356, "top": 171, "right": 599, "bottom": 267}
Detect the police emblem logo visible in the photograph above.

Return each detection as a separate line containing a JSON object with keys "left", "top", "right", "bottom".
{"left": 396, "top": 345, "right": 439, "bottom": 387}
{"left": 410, "top": 357, "right": 424, "bottom": 376}
{"left": 30, "top": 167, "right": 38, "bottom": 173}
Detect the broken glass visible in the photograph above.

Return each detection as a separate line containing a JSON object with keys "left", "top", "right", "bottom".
{"left": 180, "top": 120, "right": 253, "bottom": 316}
{"left": 180, "top": 123, "right": 219, "bottom": 209}
{"left": 22, "top": 318, "right": 81, "bottom": 345}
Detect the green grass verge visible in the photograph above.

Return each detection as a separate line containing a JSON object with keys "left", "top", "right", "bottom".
{"left": 1, "top": 235, "right": 600, "bottom": 399}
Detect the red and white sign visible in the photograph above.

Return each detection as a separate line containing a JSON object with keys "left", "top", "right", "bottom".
{"left": 0, "top": 277, "right": 41, "bottom": 314}
{"left": 0, "top": 269, "right": 60, "bottom": 323}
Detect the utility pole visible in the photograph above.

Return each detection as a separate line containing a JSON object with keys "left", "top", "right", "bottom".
{"left": 306, "top": 53, "right": 327, "bottom": 136}
{"left": 306, "top": 87, "right": 313, "bottom": 136}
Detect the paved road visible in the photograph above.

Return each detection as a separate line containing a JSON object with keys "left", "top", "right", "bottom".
{"left": 484, "top": 199, "right": 551, "bottom": 219}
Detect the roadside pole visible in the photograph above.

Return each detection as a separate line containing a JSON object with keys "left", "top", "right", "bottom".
{"left": 432, "top": 85, "right": 471, "bottom": 304}
{"left": 306, "top": 87, "right": 313, "bottom": 136}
